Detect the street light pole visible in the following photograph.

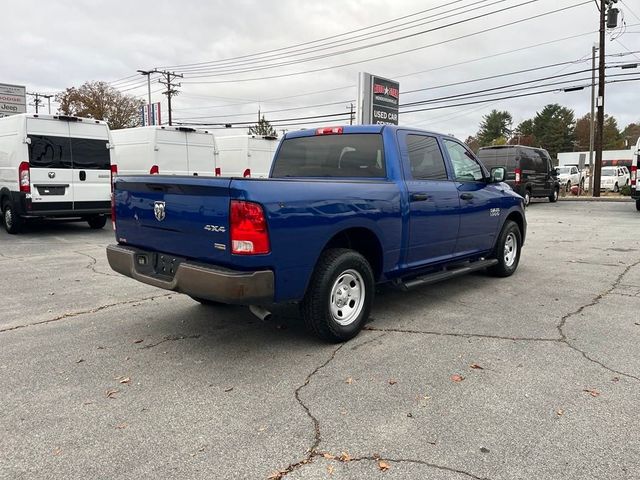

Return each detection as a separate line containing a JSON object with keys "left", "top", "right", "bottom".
{"left": 588, "top": 44, "right": 597, "bottom": 194}
{"left": 137, "top": 69, "right": 153, "bottom": 109}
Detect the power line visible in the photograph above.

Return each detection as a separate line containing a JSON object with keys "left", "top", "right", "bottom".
{"left": 181, "top": 1, "right": 591, "bottom": 84}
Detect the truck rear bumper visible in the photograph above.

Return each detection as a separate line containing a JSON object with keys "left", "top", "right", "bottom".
{"left": 106, "top": 244, "right": 274, "bottom": 305}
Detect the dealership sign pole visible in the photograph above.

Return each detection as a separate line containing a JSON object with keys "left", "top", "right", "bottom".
{"left": 356, "top": 73, "right": 399, "bottom": 125}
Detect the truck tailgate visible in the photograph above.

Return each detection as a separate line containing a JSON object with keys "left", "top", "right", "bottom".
{"left": 113, "top": 175, "right": 233, "bottom": 264}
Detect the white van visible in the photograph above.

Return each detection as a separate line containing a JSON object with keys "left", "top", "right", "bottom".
{"left": 0, "top": 114, "right": 112, "bottom": 234}
{"left": 632, "top": 137, "right": 639, "bottom": 211}
{"left": 111, "top": 126, "right": 218, "bottom": 177}
{"left": 215, "top": 134, "right": 279, "bottom": 178}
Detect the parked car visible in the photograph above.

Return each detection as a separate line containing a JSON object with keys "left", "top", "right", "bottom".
{"left": 600, "top": 166, "right": 629, "bottom": 192}
{"left": 631, "top": 138, "right": 639, "bottom": 210}
{"left": 477, "top": 145, "right": 559, "bottom": 206}
{"left": 107, "top": 125, "right": 526, "bottom": 342}
{"left": 0, "top": 114, "right": 112, "bottom": 234}
{"left": 556, "top": 165, "right": 585, "bottom": 191}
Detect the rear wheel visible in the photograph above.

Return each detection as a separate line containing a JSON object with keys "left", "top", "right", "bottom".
{"left": 87, "top": 215, "right": 107, "bottom": 229}
{"left": 614, "top": 183, "right": 619, "bottom": 193}
{"left": 566, "top": 180, "right": 571, "bottom": 192}
{"left": 523, "top": 189, "right": 531, "bottom": 206}
{"left": 548, "top": 186, "right": 559, "bottom": 203}
{"left": 488, "top": 220, "right": 522, "bottom": 278}
{"left": 2, "top": 200, "right": 22, "bottom": 234}
{"left": 301, "top": 248, "right": 374, "bottom": 343}
{"left": 636, "top": 199, "right": 640, "bottom": 211}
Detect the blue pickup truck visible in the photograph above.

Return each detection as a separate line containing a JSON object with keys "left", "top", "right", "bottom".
{"left": 107, "top": 125, "right": 526, "bottom": 342}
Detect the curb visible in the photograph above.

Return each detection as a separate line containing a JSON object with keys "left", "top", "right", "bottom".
{"left": 558, "top": 196, "right": 633, "bottom": 202}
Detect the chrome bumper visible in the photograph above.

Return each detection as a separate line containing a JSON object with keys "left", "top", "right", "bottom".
{"left": 106, "top": 244, "right": 274, "bottom": 305}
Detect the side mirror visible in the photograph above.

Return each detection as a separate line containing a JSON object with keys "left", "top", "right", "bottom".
{"left": 490, "top": 167, "right": 505, "bottom": 183}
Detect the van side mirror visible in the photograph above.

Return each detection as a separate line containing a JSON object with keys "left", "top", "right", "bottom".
{"left": 490, "top": 167, "right": 505, "bottom": 183}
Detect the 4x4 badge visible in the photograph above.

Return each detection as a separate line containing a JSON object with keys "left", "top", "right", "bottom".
{"left": 154, "top": 201, "right": 166, "bottom": 221}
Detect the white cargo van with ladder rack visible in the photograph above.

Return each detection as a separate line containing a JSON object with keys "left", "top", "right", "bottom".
{"left": 0, "top": 114, "right": 113, "bottom": 234}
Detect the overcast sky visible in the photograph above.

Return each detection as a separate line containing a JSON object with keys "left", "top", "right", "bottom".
{"left": 3, "top": 0, "right": 639, "bottom": 141}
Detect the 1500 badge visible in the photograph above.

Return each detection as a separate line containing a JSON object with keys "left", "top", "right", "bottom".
{"left": 204, "top": 225, "right": 226, "bottom": 232}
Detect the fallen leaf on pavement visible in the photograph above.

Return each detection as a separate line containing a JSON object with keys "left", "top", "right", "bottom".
{"left": 268, "top": 471, "right": 285, "bottom": 480}
{"left": 557, "top": 409, "right": 564, "bottom": 416}
{"left": 76, "top": 359, "right": 85, "bottom": 364}
{"left": 224, "top": 387, "right": 234, "bottom": 392}
{"left": 118, "top": 377, "right": 131, "bottom": 385}
{"left": 327, "top": 464, "right": 335, "bottom": 475}
{"left": 388, "top": 379, "right": 397, "bottom": 385}
{"left": 133, "top": 339, "right": 144, "bottom": 344}
{"left": 345, "top": 377, "right": 353, "bottom": 385}
{"left": 115, "top": 423, "right": 127, "bottom": 430}
{"left": 339, "top": 452, "right": 352, "bottom": 462}
{"left": 105, "top": 389, "right": 119, "bottom": 399}
{"left": 470, "top": 363, "right": 484, "bottom": 370}
{"left": 378, "top": 460, "right": 391, "bottom": 471}
{"left": 451, "top": 374, "right": 465, "bottom": 382}
{"left": 52, "top": 447, "right": 62, "bottom": 456}
{"left": 612, "top": 377, "right": 620, "bottom": 383}
{"left": 323, "top": 453, "right": 336, "bottom": 460}
{"left": 583, "top": 389, "right": 600, "bottom": 397}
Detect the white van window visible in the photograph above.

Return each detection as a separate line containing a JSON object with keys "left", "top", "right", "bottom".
{"left": 71, "top": 138, "right": 110, "bottom": 170}
{"left": 28, "top": 135, "right": 72, "bottom": 169}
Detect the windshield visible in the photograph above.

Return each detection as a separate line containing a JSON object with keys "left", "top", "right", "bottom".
{"left": 601, "top": 168, "right": 615, "bottom": 177}
{"left": 557, "top": 167, "right": 571, "bottom": 174}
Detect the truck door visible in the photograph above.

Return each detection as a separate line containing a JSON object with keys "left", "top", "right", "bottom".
{"left": 398, "top": 131, "right": 460, "bottom": 267}
{"left": 442, "top": 138, "right": 502, "bottom": 255}
{"left": 26, "top": 117, "right": 74, "bottom": 212}
{"left": 68, "top": 121, "right": 111, "bottom": 212}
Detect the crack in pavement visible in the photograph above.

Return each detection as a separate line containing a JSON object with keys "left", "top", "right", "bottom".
{"left": 363, "top": 326, "right": 560, "bottom": 343}
{"left": 74, "top": 250, "right": 121, "bottom": 278}
{"left": 140, "top": 334, "right": 202, "bottom": 349}
{"left": 0, "top": 293, "right": 172, "bottom": 333}
{"left": 347, "top": 455, "right": 490, "bottom": 479}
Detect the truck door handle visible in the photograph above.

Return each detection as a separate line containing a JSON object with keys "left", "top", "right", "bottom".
{"left": 79, "top": 171, "right": 86, "bottom": 181}
{"left": 410, "top": 193, "right": 429, "bottom": 202}
{"left": 460, "top": 193, "right": 474, "bottom": 200}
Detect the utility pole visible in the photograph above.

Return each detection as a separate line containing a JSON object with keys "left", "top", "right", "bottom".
{"left": 27, "top": 92, "right": 44, "bottom": 113}
{"left": 156, "top": 70, "right": 183, "bottom": 126}
{"left": 588, "top": 44, "right": 597, "bottom": 194}
{"left": 347, "top": 103, "right": 354, "bottom": 125}
{"left": 44, "top": 94, "right": 53, "bottom": 114}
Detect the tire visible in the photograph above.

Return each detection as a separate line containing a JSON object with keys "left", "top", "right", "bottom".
{"left": 87, "top": 215, "right": 107, "bottom": 229}
{"left": 636, "top": 199, "right": 640, "bottom": 211}
{"left": 548, "top": 186, "right": 559, "bottom": 203}
{"left": 614, "top": 183, "right": 619, "bottom": 193}
{"left": 566, "top": 181, "right": 571, "bottom": 192}
{"left": 523, "top": 189, "right": 531, "bottom": 207}
{"left": 487, "top": 220, "right": 522, "bottom": 278}
{"left": 2, "top": 200, "right": 22, "bottom": 234}
{"left": 189, "top": 296, "right": 227, "bottom": 306}
{"left": 301, "top": 248, "right": 374, "bottom": 343}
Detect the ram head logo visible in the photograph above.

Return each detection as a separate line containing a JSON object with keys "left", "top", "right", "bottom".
{"left": 153, "top": 201, "right": 166, "bottom": 222}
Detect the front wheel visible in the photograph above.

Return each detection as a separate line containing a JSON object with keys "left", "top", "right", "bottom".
{"left": 636, "top": 199, "right": 640, "bottom": 211}
{"left": 549, "top": 187, "right": 559, "bottom": 203}
{"left": 301, "top": 248, "right": 374, "bottom": 343}
{"left": 488, "top": 220, "right": 522, "bottom": 278}
{"left": 523, "top": 189, "right": 531, "bottom": 207}
{"left": 2, "top": 200, "right": 22, "bottom": 234}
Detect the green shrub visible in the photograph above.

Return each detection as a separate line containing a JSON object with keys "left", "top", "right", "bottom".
{"left": 620, "top": 184, "right": 631, "bottom": 196}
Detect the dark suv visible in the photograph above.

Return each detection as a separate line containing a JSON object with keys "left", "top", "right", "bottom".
{"left": 477, "top": 145, "right": 560, "bottom": 206}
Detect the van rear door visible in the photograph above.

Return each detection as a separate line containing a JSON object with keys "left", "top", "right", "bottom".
{"left": 186, "top": 131, "right": 216, "bottom": 176}
{"left": 26, "top": 117, "right": 74, "bottom": 212}
{"left": 156, "top": 129, "right": 188, "bottom": 175}
{"left": 68, "top": 120, "right": 111, "bottom": 212}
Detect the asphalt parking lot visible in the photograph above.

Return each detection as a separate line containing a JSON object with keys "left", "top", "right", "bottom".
{"left": 1, "top": 201, "right": 639, "bottom": 480}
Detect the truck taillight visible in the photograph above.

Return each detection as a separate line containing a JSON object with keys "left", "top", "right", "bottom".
{"left": 111, "top": 192, "right": 116, "bottom": 230}
{"left": 243, "top": 168, "right": 251, "bottom": 178}
{"left": 19, "top": 162, "right": 30, "bottom": 193}
{"left": 110, "top": 164, "right": 118, "bottom": 192}
{"left": 515, "top": 168, "right": 521, "bottom": 185}
{"left": 230, "top": 200, "right": 270, "bottom": 255}
{"left": 316, "top": 126, "right": 343, "bottom": 135}
{"left": 632, "top": 165, "right": 637, "bottom": 186}
{"left": 215, "top": 167, "right": 221, "bottom": 176}
{"left": 150, "top": 165, "right": 159, "bottom": 174}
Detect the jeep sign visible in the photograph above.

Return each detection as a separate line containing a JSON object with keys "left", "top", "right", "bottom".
{"left": 0, "top": 83, "right": 26, "bottom": 118}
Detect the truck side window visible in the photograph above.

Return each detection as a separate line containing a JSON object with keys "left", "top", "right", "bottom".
{"left": 443, "top": 139, "right": 484, "bottom": 182}
{"left": 407, "top": 135, "right": 447, "bottom": 180}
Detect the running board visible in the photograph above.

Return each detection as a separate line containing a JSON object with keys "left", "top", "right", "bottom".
{"left": 399, "top": 259, "right": 498, "bottom": 290}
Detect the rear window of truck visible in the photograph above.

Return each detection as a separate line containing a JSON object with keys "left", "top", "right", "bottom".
{"left": 272, "top": 133, "right": 386, "bottom": 178}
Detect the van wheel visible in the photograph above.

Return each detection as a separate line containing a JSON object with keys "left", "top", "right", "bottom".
{"left": 549, "top": 187, "right": 559, "bottom": 203}
{"left": 2, "top": 200, "right": 22, "bottom": 234}
{"left": 488, "top": 220, "right": 522, "bottom": 278}
{"left": 87, "top": 215, "right": 107, "bottom": 229}
{"left": 301, "top": 248, "right": 374, "bottom": 343}
{"left": 523, "top": 190, "right": 531, "bottom": 206}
